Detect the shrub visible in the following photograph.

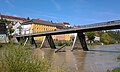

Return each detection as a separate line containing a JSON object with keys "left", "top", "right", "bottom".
{"left": 0, "top": 44, "right": 2, "bottom": 48}
{"left": 100, "top": 33, "right": 116, "bottom": 45}
{"left": 0, "top": 44, "right": 65, "bottom": 72}
{"left": 117, "top": 55, "right": 120, "bottom": 60}
{"left": 57, "top": 41, "right": 64, "bottom": 46}
{"left": 57, "top": 41, "right": 72, "bottom": 46}
{"left": 0, "top": 44, "right": 50, "bottom": 72}
{"left": 112, "top": 68, "right": 120, "bottom": 72}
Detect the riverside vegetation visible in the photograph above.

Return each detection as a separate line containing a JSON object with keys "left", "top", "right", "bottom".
{"left": 86, "top": 31, "right": 120, "bottom": 45}
{"left": 0, "top": 43, "right": 64, "bottom": 72}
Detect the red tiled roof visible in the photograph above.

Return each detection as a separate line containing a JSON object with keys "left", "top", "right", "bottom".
{"left": 56, "top": 22, "right": 70, "bottom": 25}
{"left": 1, "top": 15, "right": 27, "bottom": 21}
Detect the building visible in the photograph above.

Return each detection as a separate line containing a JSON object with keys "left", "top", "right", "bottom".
{"left": 55, "top": 22, "right": 71, "bottom": 41}
{"left": 0, "top": 23, "right": 9, "bottom": 43}
{"left": 69, "top": 24, "right": 81, "bottom": 41}
{"left": 12, "top": 22, "right": 22, "bottom": 35}
{"left": 56, "top": 22, "right": 71, "bottom": 27}
{"left": 94, "top": 36, "right": 100, "bottom": 42}
{"left": 21, "top": 19, "right": 57, "bottom": 40}
{"left": 21, "top": 19, "right": 71, "bottom": 41}
{"left": 0, "top": 14, "right": 27, "bottom": 23}
{"left": 0, "top": 14, "right": 28, "bottom": 35}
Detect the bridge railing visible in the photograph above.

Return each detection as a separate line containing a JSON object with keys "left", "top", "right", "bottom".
{"left": 17, "top": 20, "right": 120, "bottom": 36}
{"left": 80, "top": 20, "right": 120, "bottom": 28}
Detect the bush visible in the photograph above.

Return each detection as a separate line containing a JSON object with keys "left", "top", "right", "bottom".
{"left": 57, "top": 41, "right": 64, "bottom": 46}
{"left": 0, "top": 44, "right": 51, "bottom": 72}
{"left": 117, "top": 55, "right": 120, "bottom": 60}
{"left": 112, "top": 68, "right": 120, "bottom": 72}
{"left": 100, "top": 33, "right": 116, "bottom": 45}
{"left": 0, "top": 44, "right": 65, "bottom": 72}
{"left": 57, "top": 41, "right": 72, "bottom": 46}
{"left": 0, "top": 44, "right": 2, "bottom": 48}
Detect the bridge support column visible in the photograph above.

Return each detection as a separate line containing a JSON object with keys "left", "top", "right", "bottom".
{"left": 30, "top": 37, "right": 37, "bottom": 48}
{"left": 78, "top": 32, "right": 89, "bottom": 51}
{"left": 16, "top": 37, "right": 26, "bottom": 45}
{"left": 40, "top": 35, "right": 56, "bottom": 49}
{"left": 71, "top": 32, "right": 88, "bottom": 51}
{"left": 16, "top": 37, "right": 37, "bottom": 48}
{"left": 16, "top": 37, "right": 21, "bottom": 42}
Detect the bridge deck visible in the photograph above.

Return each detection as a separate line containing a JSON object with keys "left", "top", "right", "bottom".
{"left": 16, "top": 20, "right": 120, "bottom": 37}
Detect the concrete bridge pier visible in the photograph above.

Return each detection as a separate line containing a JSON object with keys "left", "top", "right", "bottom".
{"left": 71, "top": 32, "right": 89, "bottom": 51}
{"left": 78, "top": 32, "right": 89, "bottom": 51}
{"left": 16, "top": 36, "right": 37, "bottom": 48}
{"left": 16, "top": 37, "right": 21, "bottom": 42}
{"left": 40, "top": 35, "right": 56, "bottom": 49}
{"left": 46, "top": 35, "right": 56, "bottom": 49}
{"left": 30, "top": 37, "right": 37, "bottom": 48}
{"left": 16, "top": 37, "right": 27, "bottom": 45}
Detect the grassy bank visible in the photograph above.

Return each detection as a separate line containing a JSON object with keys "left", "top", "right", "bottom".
{"left": 112, "top": 68, "right": 120, "bottom": 72}
{"left": 0, "top": 43, "right": 64, "bottom": 72}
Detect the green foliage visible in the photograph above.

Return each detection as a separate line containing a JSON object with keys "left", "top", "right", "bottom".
{"left": 57, "top": 41, "right": 63, "bottom": 46}
{"left": 7, "top": 28, "right": 14, "bottom": 34}
{"left": 100, "top": 33, "right": 116, "bottom": 44}
{"left": 0, "top": 44, "right": 65, "bottom": 72}
{"left": 86, "top": 32, "right": 95, "bottom": 43}
{"left": 0, "top": 44, "right": 3, "bottom": 48}
{"left": 0, "top": 19, "right": 14, "bottom": 35}
{"left": 88, "top": 42, "right": 101, "bottom": 45}
{"left": 27, "top": 17, "right": 30, "bottom": 20}
{"left": 112, "top": 68, "right": 120, "bottom": 72}
{"left": 57, "top": 41, "right": 72, "bottom": 46}
{"left": 117, "top": 55, "right": 120, "bottom": 60}
{"left": 0, "top": 19, "right": 12, "bottom": 24}
{"left": 0, "top": 44, "right": 50, "bottom": 72}
{"left": 107, "top": 31, "right": 120, "bottom": 43}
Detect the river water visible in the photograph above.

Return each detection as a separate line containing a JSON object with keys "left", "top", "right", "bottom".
{"left": 34, "top": 44, "right": 120, "bottom": 72}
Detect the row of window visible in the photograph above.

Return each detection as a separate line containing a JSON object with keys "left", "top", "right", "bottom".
{"left": 32, "top": 25, "right": 55, "bottom": 29}
{"left": 32, "top": 28, "right": 55, "bottom": 31}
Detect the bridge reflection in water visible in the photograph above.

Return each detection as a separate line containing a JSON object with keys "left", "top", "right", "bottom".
{"left": 33, "top": 44, "right": 120, "bottom": 72}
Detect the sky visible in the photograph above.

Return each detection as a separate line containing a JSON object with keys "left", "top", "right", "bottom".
{"left": 0, "top": 0, "right": 120, "bottom": 26}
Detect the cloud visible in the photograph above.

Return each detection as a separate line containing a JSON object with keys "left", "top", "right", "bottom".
{"left": 50, "top": 0, "right": 61, "bottom": 11}
{"left": 95, "top": 11, "right": 120, "bottom": 21}
{"left": 40, "top": 14, "right": 58, "bottom": 19}
{"left": 5, "top": 0, "right": 14, "bottom": 8}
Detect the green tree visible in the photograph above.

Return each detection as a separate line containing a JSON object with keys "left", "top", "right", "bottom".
{"left": 0, "top": 19, "right": 14, "bottom": 35}
{"left": 86, "top": 32, "right": 95, "bottom": 43}
{"left": 27, "top": 17, "right": 30, "bottom": 20}
{"left": 107, "top": 31, "right": 120, "bottom": 43}
{"left": 0, "top": 19, "right": 12, "bottom": 24}
{"left": 100, "top": 33, "right": 116, "bottom": 44}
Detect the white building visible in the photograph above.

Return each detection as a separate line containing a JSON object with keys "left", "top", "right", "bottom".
{"left": 0, "top": 14, "right": 27, "bottom": 23}
{"left": 12, "top": 22, "right": 22, "bottom": 35}
{"left": 94, "top": 36, "right": 100, "bottom": 42}
{"left": 21, "top": 24, "right": 31, "bottom": 35}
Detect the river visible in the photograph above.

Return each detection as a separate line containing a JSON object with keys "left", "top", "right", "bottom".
{"left": 34, "top": 44, "right": 120, "bottom": 72}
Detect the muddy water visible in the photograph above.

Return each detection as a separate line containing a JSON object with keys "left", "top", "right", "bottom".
{"left": 35, "top": 44, "right": 120, "bottom": 72}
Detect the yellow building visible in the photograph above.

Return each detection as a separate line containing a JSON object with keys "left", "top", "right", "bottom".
{"left": 22, "top": 19, "right": 70, "bottom": 41}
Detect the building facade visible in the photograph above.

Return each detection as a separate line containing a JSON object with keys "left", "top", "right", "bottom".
{"left": 22, "top": 19, "right": 57, "bottom": 40}
{"left": 0, "top": 14, "right": 28, "bottom": 35}
{"left": 21, "top": 19, "right": 71, "bottom": 41}
{"left": 55, "top": 22, "right": 71, "bottom": 41}
{"left": 0, "top": 14, "right": 27, "bottom": 23}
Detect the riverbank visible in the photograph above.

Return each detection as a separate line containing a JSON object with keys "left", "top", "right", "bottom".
{"left": 0, "top": 44, "right": 64, "bottom": 72}
{"left": 0, "top": 44, "right": 120, "bottom": 72}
